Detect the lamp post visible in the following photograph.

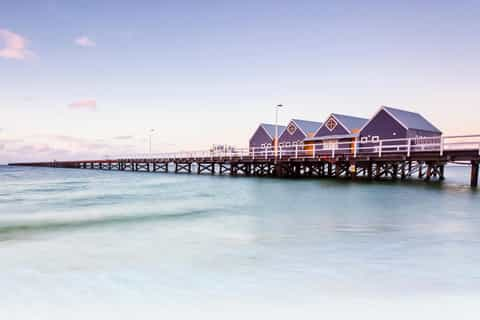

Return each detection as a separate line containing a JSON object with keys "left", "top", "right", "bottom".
{"left": 274, "top": 104, "right": 283, "bottom": 161}
{"left": 148, "top": 129, "right": 155, "bottom": 157}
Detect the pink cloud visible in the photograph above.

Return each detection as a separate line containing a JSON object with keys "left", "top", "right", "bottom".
{"left": 0, "top": 29, "right": 33, "bottom": 60}
{"left": 16, "top": 144, "right": 54, "bottom": 154}
{"left": 0, "top": 134, "right": 141, "bottom": 164}
{"left": 74, "top": 36, "right": 96, "bottom": 47}
{"left": 68, "top": 99, "right": 97, "bottom": 111}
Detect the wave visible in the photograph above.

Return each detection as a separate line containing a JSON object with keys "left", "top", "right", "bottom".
{"left": 0, "top": 208, "right": 212, "bottom": 241}
{"left": 22, "top": 186, "right": 87, "bottom": 194}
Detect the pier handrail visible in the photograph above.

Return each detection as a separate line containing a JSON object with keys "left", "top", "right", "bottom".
{"left": 112, "top": 134, "right": 480, "bottom": 161}
{"left": 11, "top": 134, "right": 480, "bottom": 188}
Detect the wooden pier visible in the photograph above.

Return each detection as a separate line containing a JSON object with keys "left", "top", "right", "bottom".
{"left": 9, "top": 136, "right": 480, "bottom": 188}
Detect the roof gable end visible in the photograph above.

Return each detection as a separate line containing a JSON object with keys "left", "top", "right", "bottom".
{"left": 260, "top": 123, "right": 286, "bottom": 139}
{"left": 331, "top": 114, "right": 369, "bottom": 133}
{"left": 359, "top": 106, "right": 442, "bottom": 134}
{"left": 313, "top": 114, "right": 350, "bottom": 136}
{"left": 249, "top": 124, "right": 269, "bottom": 143}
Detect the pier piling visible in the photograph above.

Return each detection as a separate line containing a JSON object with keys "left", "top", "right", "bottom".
{"left": 471, "top": 161, "right": 479, "bottom": 188}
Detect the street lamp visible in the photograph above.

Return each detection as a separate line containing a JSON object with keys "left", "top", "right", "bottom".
{"left": 148, "top": 129, "right": 156, "bottom": 157}
{"left": 275, "top": 104, "right": 283, "bottom": 160}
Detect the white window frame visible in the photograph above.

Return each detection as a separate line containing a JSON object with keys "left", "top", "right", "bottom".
{"left": 326, "top": 118, "right": 338, "bottom": 132}
{"left": 287, "top": 123, "right": 297, "bottom": 135}
{"left": 324, "top": 140, "right": 338, "bottom": 150}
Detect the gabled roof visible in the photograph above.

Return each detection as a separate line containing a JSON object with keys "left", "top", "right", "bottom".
{"left": 260, "top": 123, "right": 286, "bottom": 139}
{"left": 331, "top": 114, "right": 368, "bottom": 132}
{"left": 382, "top": 106, "right": 442, "bottom": 133}
{"left": 291, "top": 119, "right": 323, "bottom": 135}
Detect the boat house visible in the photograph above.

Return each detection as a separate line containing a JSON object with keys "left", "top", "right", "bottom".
{"left": 278, "top": 119, "right": 323, "bottom": 147}
{"left": 249, "top": 123, "right": 286, "bottom": 150}
{"left": 304, "top": 113, "right": 368, "bottom": 154}
{"left": 358, "top": 106, "right": 442, "bottom": 151}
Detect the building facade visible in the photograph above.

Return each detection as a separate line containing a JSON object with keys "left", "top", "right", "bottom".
{"left": 248, "top": 107, "right": 442, "bottom": 157}
{"left": 358, "top": 106, "right": 442, "bottom": 152}
{"left": 278, "top": 119, "right": 323, "bottom": 147}
{"left": 304, "top": 113, "right": 368, "bottom": 155}
{"left": 249, "top": 123, "right": 286, "bottom": 150}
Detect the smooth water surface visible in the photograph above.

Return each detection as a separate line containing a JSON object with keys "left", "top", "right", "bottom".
{"left": 1, "top": 165, "right": 479, "bottom": 318}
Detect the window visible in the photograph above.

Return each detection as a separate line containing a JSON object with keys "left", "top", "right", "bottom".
{"left": 324, "top": 140, "right": 338, "bottom": 150}
{"left": 261, "top": 144, "right": 266, "bottom": 148}
{"left": 287, "top": 123, "right": 297, "bottom": 135}
{"left": 267, "top": 143, "right": 271, "bottom": 148}
{"left": 326, "top": 117, "right": 338, "bottom": 132}
{"left": 372, "top": 136, "right": 380, "bottom": 143}
{"left": 360, "top": 137, "right": 368, "bottom": 144}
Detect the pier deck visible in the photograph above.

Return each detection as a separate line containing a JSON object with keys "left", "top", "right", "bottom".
{"left": 9, "top": 135, "right": 480, "bottom": 187}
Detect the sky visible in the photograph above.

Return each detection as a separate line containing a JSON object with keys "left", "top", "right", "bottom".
{"left": 1, "top": 0, "right": 479, "bottom": 163}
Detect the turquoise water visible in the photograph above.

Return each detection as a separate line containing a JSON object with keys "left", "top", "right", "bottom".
{"left": 1, "top": 165, "right": 479, "bottom": 318}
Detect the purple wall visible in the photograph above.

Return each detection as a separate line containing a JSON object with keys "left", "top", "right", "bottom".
{"left": 279, "top": 122, "right": 306, "bottom": 145}
{"left": 358, "top": 109, "right": 441, "bottom": 153}
{"left": 358, "top": 110, "right": 407, "bottom": 153}
{"left": 314, "top": 116, "right": 349, "bottom": 138}
{"left": 360, "top": 109, "right": 407, "bottom": 142}
{"left": 249, "top": 126, "right": 273, "bottom": 149}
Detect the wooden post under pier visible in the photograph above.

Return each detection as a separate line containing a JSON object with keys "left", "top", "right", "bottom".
{"left": 418, "top": 162, "right": 424, "bottom": 179}
{"left": 425, "top": 163, "right": 432, "bottom": 181}
{"left": 392, "top": 163, "right": 398, "bottom": 180}
{"left": 367, "top": 162, "right": 373, "bottom": 180}
{"left": 472, "top": 161, "right": 479, "bottom": 188}
{"left": 439, "top": 165, "right": 445, "bottom": 181}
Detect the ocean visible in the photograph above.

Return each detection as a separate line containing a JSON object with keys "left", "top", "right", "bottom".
{"left": 1, "top": 165, "right": 479, "bottom": 319}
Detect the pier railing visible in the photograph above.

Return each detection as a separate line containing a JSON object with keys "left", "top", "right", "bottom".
{"left": 10, "top": 134, "right": 480, "bottom": 187}
{"left": 121, "top": 134, "right": 480, "bottom": 161}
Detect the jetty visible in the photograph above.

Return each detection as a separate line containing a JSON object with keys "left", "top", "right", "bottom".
{"left": 9, "top": 134, "right": 480, "bottom": 188}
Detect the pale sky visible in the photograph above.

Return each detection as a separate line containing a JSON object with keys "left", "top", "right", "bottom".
{"left": 1, "top": 0, "right": 479, "bottom": 163}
